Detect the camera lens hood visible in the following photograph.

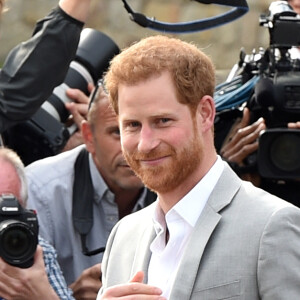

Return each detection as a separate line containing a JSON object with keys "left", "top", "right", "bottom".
{"left": 75, "top": 28, "right": 120, "bottom": 83}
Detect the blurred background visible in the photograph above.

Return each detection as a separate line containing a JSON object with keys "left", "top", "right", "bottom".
{"left": 0, "top": 0, "right": 273, "bottom": 83}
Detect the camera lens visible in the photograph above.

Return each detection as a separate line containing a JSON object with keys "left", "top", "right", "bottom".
{"left": 0, "top": 220, "right": 38, "bottom": 268}
{"left": 270, "top": 132, "right": 300, "bottom": 172}
{"left": 41, "top": 28, "right": 120, "bottom": 124}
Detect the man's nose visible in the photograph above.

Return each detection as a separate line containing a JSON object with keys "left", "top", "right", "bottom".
{"left": 138, "top": 125, "right": 159, "bottom": 153}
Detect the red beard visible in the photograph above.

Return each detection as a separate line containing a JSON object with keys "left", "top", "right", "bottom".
{"left": 123, "top": 131, "right": 203, "bottom": 193}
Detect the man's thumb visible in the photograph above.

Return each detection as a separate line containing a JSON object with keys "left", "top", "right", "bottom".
{"left": 33, "top": 245, "right": 45, "bottom": 268}
{"left": 129, "top": 271, "right": 144, "bottom": 283}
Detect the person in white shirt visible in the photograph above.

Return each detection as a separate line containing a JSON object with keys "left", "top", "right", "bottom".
{"left": 96, "top": 35, "right": 300, "bottom": 300}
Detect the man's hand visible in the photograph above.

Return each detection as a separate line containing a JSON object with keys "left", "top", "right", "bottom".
{"left": 288, "top": 121, "right": 300, "bottom": 129}
{"left": 0, "top": 246, "right": 59, "bottom": 300}
{"left": 62, "top": 83, "right": 93, "bottom": 152}
{"left": 220, "top": 107, "right": 266, "bottom": 165}
{"left": 99, "top": 271, "right": 166, "bottom": 300}
{"left": 59, "top": 0, "right": 93, "bottom": 22}
{"left": 220, "top": 107, "right": 266, "bottom": 186}
{"left": 69, "top": 263, "right": 102, "bottom": 300}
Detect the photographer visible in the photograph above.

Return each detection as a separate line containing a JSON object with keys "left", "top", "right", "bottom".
{"left": 0, "top": 0, "right": 93, "bottom": 134}
{"left": 217, "top": 0, "right": 300, "bottom": 206}
{"left": 0, "top": 147, "right": 74, "bottom": 300}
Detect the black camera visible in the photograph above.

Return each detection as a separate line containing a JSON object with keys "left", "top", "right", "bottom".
{"left": 258, "top": 128, "right": 300, "bottom": 179}
{"left": 215, "top": 0, "right": 300, "bottom": 181}
{"left": 3, "top": 29, "right": 120, "bottom": 166}
{"left": 259, "top": 0, "right": 300, "bottom": 49}
{"left": 0, "top": 194, "right": 38, "bottom": 268}
{"left": 254, "top": 0, "right": 300, "bottom": 180}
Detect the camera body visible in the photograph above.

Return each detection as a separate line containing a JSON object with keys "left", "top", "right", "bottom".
{"left": 0, "top": 194, "right": 38, "bottom": 268}
{"left": 215, "top": 0, "right": 300, "bottom": 180}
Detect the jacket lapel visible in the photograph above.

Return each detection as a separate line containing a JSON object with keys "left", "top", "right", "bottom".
{"left": 130, "top": 207, "right": 156, "bottom": 282}
{"left": 169, "top": 163, "right": 242, "bottom": 300}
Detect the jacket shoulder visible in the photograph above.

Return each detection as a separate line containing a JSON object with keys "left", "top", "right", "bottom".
{"left": 25, "top": 145, "right": 84, "bottom": 186}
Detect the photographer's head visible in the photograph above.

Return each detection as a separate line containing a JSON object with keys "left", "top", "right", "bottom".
{"left": 0, "top": 147, "right": 27, "bottom": 206}
{"left": 81, "top": 82, "right": 144, "bottom": 193}
{"left": 105, "top": 35, "right": 215, "bottom": 117}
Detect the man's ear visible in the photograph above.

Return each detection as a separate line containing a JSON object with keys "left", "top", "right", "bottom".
{"left": 82, "top": 120, "right": 95, "bottom": 153}
{"left": 196, "top": 95, "right": 216, "bottom": 133}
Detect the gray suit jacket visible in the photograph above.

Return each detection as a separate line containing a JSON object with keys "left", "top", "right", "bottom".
{"left": 99, "top": 163, "right": 300, "bottom": 299}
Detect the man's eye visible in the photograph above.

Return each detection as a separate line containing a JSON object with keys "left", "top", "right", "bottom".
{"left": 129, "top": 121, "right": 140, "bottom": 128}
{"left": 161, "top": 118, "right": 170, "bottom": 123}
{"left": 158, "top": 118, "right": 171, "bottom": 125}
{"left": 113, "top": 129, "right": 120, "bottom": 136}
{"left": 123, "top": 121, "right": 140, "bottom": 131}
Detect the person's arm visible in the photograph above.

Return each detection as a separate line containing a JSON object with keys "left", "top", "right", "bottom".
{"left": 220, "top": 108, "right": 266, "bottom": 165}
{"left": 40, "top": 238, "right": 75, "bottom": 300}
{"left": 0, "top": 246, "right": 60, "bottom": 300}
{"left": 258, "top": 205, "right": 300, "bottom": 298}
{"left": 0, "top": 0, "right": 92, "bottom": 133}
{"left": 59, "top": 0, "right": 92, "bottom": 22}
{"left": 220, "top": 107, "right": 265, "bottom": 185}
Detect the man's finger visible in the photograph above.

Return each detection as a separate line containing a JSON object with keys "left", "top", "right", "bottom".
{"left": 129, "top": 271, "right": 144, "bottom": 283}
{"left": 33, "top": 245, "right": 46, "bottom": 269}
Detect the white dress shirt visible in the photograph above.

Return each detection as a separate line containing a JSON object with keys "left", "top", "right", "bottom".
{"left": 147, "top": 156, "right": 224, "bottom": 299}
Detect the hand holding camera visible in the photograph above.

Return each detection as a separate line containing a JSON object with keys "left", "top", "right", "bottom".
{"left": 61, "top": 83, "right": 94, "bottom": 152}
{"left": 220, "top": 107, "right": 266, "bottom": 165}
{"left": 0, "top": 194, "right": 38, "bottom": 269}
{"left": 0, "top": 245, "right": 60, "bottom": 300}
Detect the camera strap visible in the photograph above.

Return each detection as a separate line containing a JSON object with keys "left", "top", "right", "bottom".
{"left": 72, "top": 147, "right": 105, "bottom": 256}
{"left": 121, "top": 0, "right": 249, "bottom": 34}
{"left": 72, "top": 147, "right": 157, "bottom": 256}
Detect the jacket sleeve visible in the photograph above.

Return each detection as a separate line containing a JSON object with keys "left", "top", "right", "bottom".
{"left": 257, "top": 205, "right": 300, "bottom": 299}
{"left": 0, "top": 6, "right": 84, "bottom": 133}
{"left": 39, "top": 237, "right": 75, "bottom": 300}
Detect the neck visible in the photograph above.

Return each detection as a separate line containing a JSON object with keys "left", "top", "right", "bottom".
{"left": 114, "top": 188, "right": 143, "bottom": 219}
{"left": 158, "top": 154, "right": 217, "bottom": 214}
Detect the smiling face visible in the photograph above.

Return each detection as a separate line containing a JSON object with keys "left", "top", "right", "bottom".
{"left": 119, "top": 72, "right": 208, "bottom": 194}
{"left": 82, "top": 91, "right": 144, "bottom": 193}
{"left": 105, "top": 35, "right": 217, "bottom": 203}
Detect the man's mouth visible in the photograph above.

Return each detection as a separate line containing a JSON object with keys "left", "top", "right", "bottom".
{"left": 139, "top": 155, "right": 169, "bottom": 166}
